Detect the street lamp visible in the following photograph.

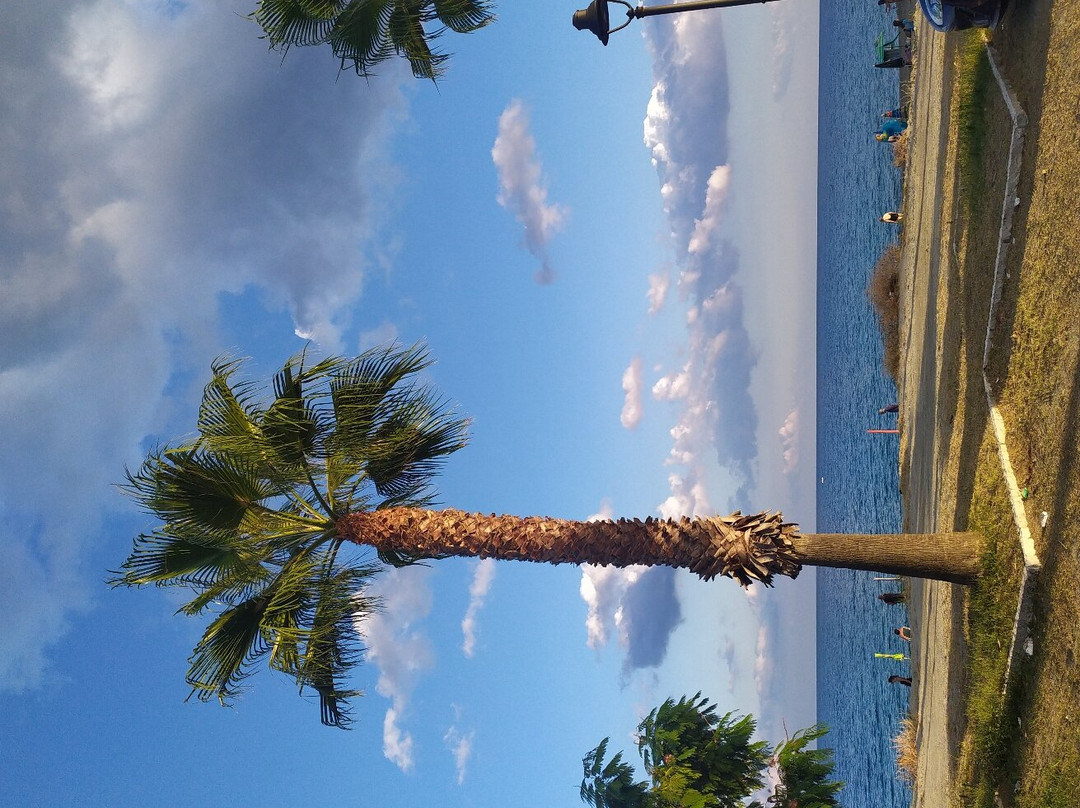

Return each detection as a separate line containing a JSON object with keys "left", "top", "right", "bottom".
{"left": 573, "top": 0, "right": 784, "bottom": 45}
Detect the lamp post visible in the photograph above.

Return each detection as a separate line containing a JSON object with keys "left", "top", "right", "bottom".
{"left": 573, "top": 0, "right": 784, "bottom": 45}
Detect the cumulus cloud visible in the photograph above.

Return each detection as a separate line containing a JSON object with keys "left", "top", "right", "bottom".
{"left": 778, "top": 408, "right": 800, "bottom": 475}
{"left": 643, "top": 15, "right": 759, "bottom": 515}
{"left": 355, "top": 566, "right": 436, "bottom": 772}
{"left": 461, "top": 558, "right": 496, "bottom": 659}
{"left": 492, "top": 99, "right": 567, "bottom": 284}
{"left": 579, "top": 501, "right": 682, "bottom": 672}
{"left": 0, "top": 0, "right": 407, "bottom": 692}
{"left": 620, "top": 357, "right": 644, "bottom": 430}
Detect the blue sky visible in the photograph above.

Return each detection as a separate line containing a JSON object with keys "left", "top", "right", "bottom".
{"left": 1, "top": 1, "right": 819, "bottom": 804}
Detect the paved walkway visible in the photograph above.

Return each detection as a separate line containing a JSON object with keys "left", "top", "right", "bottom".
{"left": 896, "top": 19, "right": 967, "bottom": 808}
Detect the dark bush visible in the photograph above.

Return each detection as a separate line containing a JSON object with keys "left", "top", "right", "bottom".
{"left": 869, "top": 243, "right": 902, "bottom": 382}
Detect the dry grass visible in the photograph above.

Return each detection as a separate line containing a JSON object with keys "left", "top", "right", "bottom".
{"left": 892, "top": 129, "right": 910, "bottom": 168}
{"left": 894, "top": 714, "right": 919, "bottom": 783}
{"left": 909, "top": 0, "right": 1080, "bottom": 802}
{"left": 868, "top": 243, "right": 902, "bottom": 382}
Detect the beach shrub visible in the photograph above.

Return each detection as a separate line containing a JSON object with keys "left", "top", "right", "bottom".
{"left": 868, "top": 244, "right": 902, "bottom": 383}
{"left": 893, "top": 714, "right": 918, "bottom": 783}
{"left": 892, "top": 129, "right": 909, "bottom": 168}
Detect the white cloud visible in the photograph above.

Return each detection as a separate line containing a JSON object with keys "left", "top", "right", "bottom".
{"left": 753, "top": 623, "right": 772, "bottom": 701}
{"left": 646, "top": 272, "right": 670, "bottom": 314}
{"left": 444, "top": 722, "right": 475, "bottom": 785}
{"left": 492, "top": 99, "right": 567, "bottom": 284}
{"left": 768, "top": 5, "right": 796, "bottom": 99}
{"left": 687, "top": 166, "right": 732, "bottom": 256}
{"left": 355, "top": 566, "right": 436, "bottom": 772}
{"left": 578, "top": 499, "right": 683, "bottom": 671}
{"left": 461, "top": 558, "right": 496, "bottom": 659}
{"left": 778, "top": 408, "right": 800, "bottom": 474}
{"left": 383, "top": 706, "right": 416, "bottom": 772}
{"left": 0, "top": 0, "right": 408, "bottom": 691}
{"left": 642, "top": 16, "right": 761, "bottom": 515}
{"left": 652, "top": 366, "right": 691, "bottom": 401}
{"left": 580, "top": 563, "right": 646, "bottom": 650}
{"left": 620, "top": 357, "right": 644, "bottom": 430}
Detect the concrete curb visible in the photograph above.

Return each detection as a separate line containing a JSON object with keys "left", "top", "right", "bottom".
{"left": 979, "top": 40, "right": 1041, "bottom": 695}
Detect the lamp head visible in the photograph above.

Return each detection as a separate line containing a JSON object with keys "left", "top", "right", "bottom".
{"left": 572, "top": 0, "right": 611, "bottom": 45}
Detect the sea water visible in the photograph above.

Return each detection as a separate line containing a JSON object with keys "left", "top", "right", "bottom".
{"left": 816, "top": 0, "right": 913, "bottom": 805}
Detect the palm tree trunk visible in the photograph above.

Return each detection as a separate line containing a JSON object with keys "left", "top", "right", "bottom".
{"left": 337, "top": 509, "right": 983, "bottom": 586}
{"left": 789, "top": 531, "right": 982, "bottom": 584}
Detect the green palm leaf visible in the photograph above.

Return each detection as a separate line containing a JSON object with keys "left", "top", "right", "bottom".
{"left": 186, "top": 593, "right": 273, "bottom": 705}
{"left": 430, "top": 0, "right": 495, "bottom": 33}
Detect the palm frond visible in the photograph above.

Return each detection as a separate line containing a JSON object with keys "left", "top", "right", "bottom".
{"left": 123, "top": 448, "right": 287, "bottom": 536}
{"left": 252, "top": 0, "right": 342, "bottom": 48}
{"left": 362, "top": 390, "right": 469, "bottom": 501}
{"left": 186, "top": 593, "right": 273, "bottom": 705}
{"left": 109, "top": 530, "right": 261, "bottom": 590}
{"left": 386, "top": 1, "right": 447, "bottom": 80}
{"left": 296, "top": 564, "right": 376, "bottom": 727}
{"left": 430, "top": 0, "right": 495, "bottom": 33}
{"left": 328, "top": 0, "right": 397, "bottom": 77}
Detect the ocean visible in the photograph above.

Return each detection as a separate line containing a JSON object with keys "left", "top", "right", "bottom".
{"left": 815, "top": 0, "right": 913, "bottom": 806}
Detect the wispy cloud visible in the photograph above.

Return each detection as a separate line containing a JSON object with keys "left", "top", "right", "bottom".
{"left": 0, "top": 0, "right": 407, "bottom": 692}
{"left": 647, "top": 272, "right": 670, "bottom": 314}
{"left": 444, "top": 718, "right": 476, "bottom": 785}
{"left": 778, "top": 408, "right": 800, "bottom": 474}
{"left": 355, "top": 566, "right": 436, "bottom": 772}
{"left": 492, "top": 99, "right": 567, "bottom": 284}
{"left": 620, "top": 357, "right": 644, "bottom": 430}
{"left": 358, "top": 322, "right": 401, "bottom": 352}
{"left": 768, "top": 5, "right": 796, "bottom": 99}
{"left": 461, "top": 558, "right": 496, "bottom": 659}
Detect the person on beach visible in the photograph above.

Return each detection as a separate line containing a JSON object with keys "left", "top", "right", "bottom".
{"left": 879, "top": 592, "right": 905, "bottom": 604}
{"left": 881, "top": 211, "right": 903, "bottom": 223}
{"left": 875, "top": 56, "right": 909, "bottom": 69}
{"left": 889, "top": 675, "right": 912, "bottom": 687}
{"left": 894, "top": 626, "right": 912, "bottom": 641}
{"left": 875, "top": 118, "right": 908, "bottom": 141}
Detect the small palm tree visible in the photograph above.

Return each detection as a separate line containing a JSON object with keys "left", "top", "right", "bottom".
{"left": 250, "top": 0, "right": 496, "bottom": 80}
{"left": 767, "top": 724, "right": 843, "bottom": 808}
{"left": 115, "top": 343, "right": 985, "bottom": 726}
{"left": 582, "top": 698, "right": 843, "bottom": 808}
{"left": 638, "top": 693, "right": 770, "bottom": 808}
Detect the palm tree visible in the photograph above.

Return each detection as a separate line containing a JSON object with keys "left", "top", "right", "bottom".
{"left": 583, "top": 699, "right": 843, "bottom": 808}
{"left": 767, "top": 724, "right": 842, "bottom": 808}
{"left": 114, "top": 343, "right": 984, "bottom": 726}
{"left": 637, "top": 693, "right": 770, "bottom": 808}
{"left": 250, "top": 0, "right": 496, "bottom": 80}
